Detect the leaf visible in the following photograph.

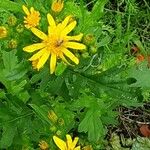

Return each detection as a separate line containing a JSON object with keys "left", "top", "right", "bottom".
{"left": 55, "top": 62, "right": 67, "bottom": 76}
{"left": 78, "top": 108, "right": 105, "bottom": 142}
{"left": 0, "top": 0, "right": 22, "bottom": 12}
{"left": 0, "top": 124, "right": 17, "bottom": 149}
{"left": 2, "top": 50, "right": 27, "bottom": 80}
{"left": 29, "top": 104, "right": 51, "bottom": 125}
{"left": 132, "top": 137, "right": 150, "bottom": 150}
{"left": 2, "top": 50, "right": 18, "bottom": 72}
{"left": 128, "top": 61, "right": 150, "bottom": 88}
{"left": 91, "top": 0, "right": 108, "bottom": 20}
{"left": 74, "top": 95, "right": 106, "bottom": 142}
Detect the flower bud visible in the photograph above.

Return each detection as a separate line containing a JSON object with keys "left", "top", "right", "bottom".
{"left": 7, "top": 15, "right": 17, "bottom": 26}
{"left": 8, "top": 39, "right": 17, "bottom": 49}
{"left": 89, "top": 45, "right": 97, "bottom": 54}
{"left": 83, "top": 34, "right": 95, "bottom": 45}
{"left": 51, "top": 0, "right": 64, "bottom": 13}
{"left": 48, "top": 110, "right": 58, "bottom": 123}
{"left": 16, "top": 24, "right": 24, "bottom": 33}
{"left": 82, "top": 52, "right": 90, "bottom": 58}
{"left": 0, "top": 26, "right": 7, "bottom": 39}
{"left": 39, "top": 140, "right": 49, "bottom": 150}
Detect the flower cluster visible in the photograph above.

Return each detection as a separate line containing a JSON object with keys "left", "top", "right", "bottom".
{"left": 22, "top": 2, "right": 86, "bottom": 74}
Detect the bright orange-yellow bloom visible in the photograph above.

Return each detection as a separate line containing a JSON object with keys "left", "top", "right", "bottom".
{"left": 22, "top": 5, "right": 40, "bottom": 29}
{"left": 23, "top": 14, "right": 86, "bottom": 74}
{"left": 51, "top": 0, "right": 64, "bottom": 13}
{"left": 53, "top": 134, "right": 80, "bottom": 150}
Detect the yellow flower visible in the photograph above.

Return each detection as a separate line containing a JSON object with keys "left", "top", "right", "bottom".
{"left": 53, "top": 134, "right": 81, "bottom": 150}
{"left": 23, "top": 14, "right": 86, "bottom": 74}
{"left": 22, "top": 5, "right": 41, "bottom": 29}
{"left": 0, "top": 26, "right": 7, "bottom": 39}
{"left": 39, "top": 140, "right": 49, "bottom": 150}
{"left": 51, "top": 0, "right": 64, "bottom": 13}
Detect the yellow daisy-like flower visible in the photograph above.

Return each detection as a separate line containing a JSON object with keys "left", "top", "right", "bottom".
{"left": 22, "top": 5, "right": 41, "bottom": 29}
{"left": 51, "top": 0, "right": 64, "bottom": 13}
{"left": 53, "top": 134, "right": 80, "bottom": 150}
{"left": 23, "top": 14, "right": 86, "bottom": 74}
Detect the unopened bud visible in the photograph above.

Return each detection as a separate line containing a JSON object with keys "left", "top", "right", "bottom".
{"left": 16, "top": 24, "right": 24, "bottom": 33}
{"left": 8, "top": 39, "right": 17, "bottom": 49}
{"left": 7, "top": 15, "right": 17, "bottom": 26}
{"left": 0, "top": 26, "right": 7, "bottom": 39}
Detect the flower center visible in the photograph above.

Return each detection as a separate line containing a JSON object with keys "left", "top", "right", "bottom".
{"left": 45, "top": 35, "right": 64, "bottom": 55}
{"left": 26, "top": 12, "right": 40, "bottom": 26}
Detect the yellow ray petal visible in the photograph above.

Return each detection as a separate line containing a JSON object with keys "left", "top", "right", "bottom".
{"left": 74, "top": 146, "right": 81, "bottom": 150}
{"left": 62, "top": 48, "right": 79, "bottom": 64}
{"left": 31, "top": 28, "right": 47, "bottom": 40}
{"left": 29, "top": 48, "right": 47, "bottom": 61}
{"left": 61, "top": 21, "right": 77, "bottom": 37}
{"left": 37, "top": 51, "right": 50, "bottom": 70}
{"left": 48, "top": 26, "right": 56, "bottom": 35}
{"left": 50, "top": 53, "right": 57, "bottom": 74}
{"left": 22, "top": 5, "right": 30, "bottom": 15}
{"left": 71, "top": 137, "right": 79, "bottom": 149}
{"left": 66, "top": 134, "right": 73, "bottom": 148}
{"left": 66, "top": 33, "right": 83, "bottom": 41}
{"left": 30, "top": 7, "right": 34, "bottom": 13}
{"left": 65, "top": 42, "right": 86, "bottom": 50}
{"left": 23, "top": 43, "right": 45, "bottom": 52}
{"left": 61, "top": 15, "right": 72, "bottom": 29}
{"left": 47, "top": 13, "right": 56, "bottom": 27}
{"left": 53, "top": 136, "right": 67, "bottom": 150}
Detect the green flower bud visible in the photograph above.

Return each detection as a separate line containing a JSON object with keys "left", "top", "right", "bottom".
{"left": 16, "top": 24, "right": 24, "bottom": 33}
{"left": 83, "top": 34, "right": 95, "bottom": 45}
{"left": 8, "top": 39, "right": 17, "bottom": 49}
{"left": 7, "top": 15, "right": 17, "bottom": 26}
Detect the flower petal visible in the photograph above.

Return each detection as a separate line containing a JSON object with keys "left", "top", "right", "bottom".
{"left": 31, "top": 27, "right": 47, "bottom": 40}
{"left": 74, "top": 146, "right": 81, "bottom": 150}
{"left": 65, "top": 42, "right": 86, "bottom": 50}
{"left": 30, "top": 7, "right": 34, "bottom": 13}
{"left": 48, "top": 26, "right": 56, "bottom": 35}
{"left": 47, "top": 13, "right": 56, "bottom": 27}
{"left": 22, "top": 5, "right": 30, "bottom": 15}
{"left": 50, "top": 53, "right": 57, "bottom": 74}
{"left": 61, "top": 15, "right": 72, "bottom": 29}
{"left": 29, "top": 48, "right": 47, "bottom": 61}
{"left": 23, "top": 43, "right": 45, "bottom": 52}
{"left": 53, "top": 136, "right": 67, "bottom": 150}
{"left": 71, "top": 137, "right": 79, "bottom": 149}
{"left": 62, "top": 48, "right": 79, "bottom": 64}
{"left": 66, "top": 134, "right": 73, "bottom": 149}
{"left": 37, "top": 50, "right": 50, "bottom": 70}
{"left": 61, "top": 21, "right": 77, "bottom": 37}
{"left": 66, "top": 33, "right": 83, "bottom": 41}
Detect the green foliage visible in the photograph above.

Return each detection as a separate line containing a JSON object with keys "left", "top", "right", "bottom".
{"left": 128, "top": 61, "right": 150, "bottom": 88}
{"left": 0, "top": 0, "right": 149, "bottom": 149}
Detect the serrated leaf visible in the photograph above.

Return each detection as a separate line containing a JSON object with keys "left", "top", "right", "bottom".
{"left": 78, "top": 108, "right": 105, "bottom": 142}
{"left": 129, "top": 61, "right": 150, "bottom": 88}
